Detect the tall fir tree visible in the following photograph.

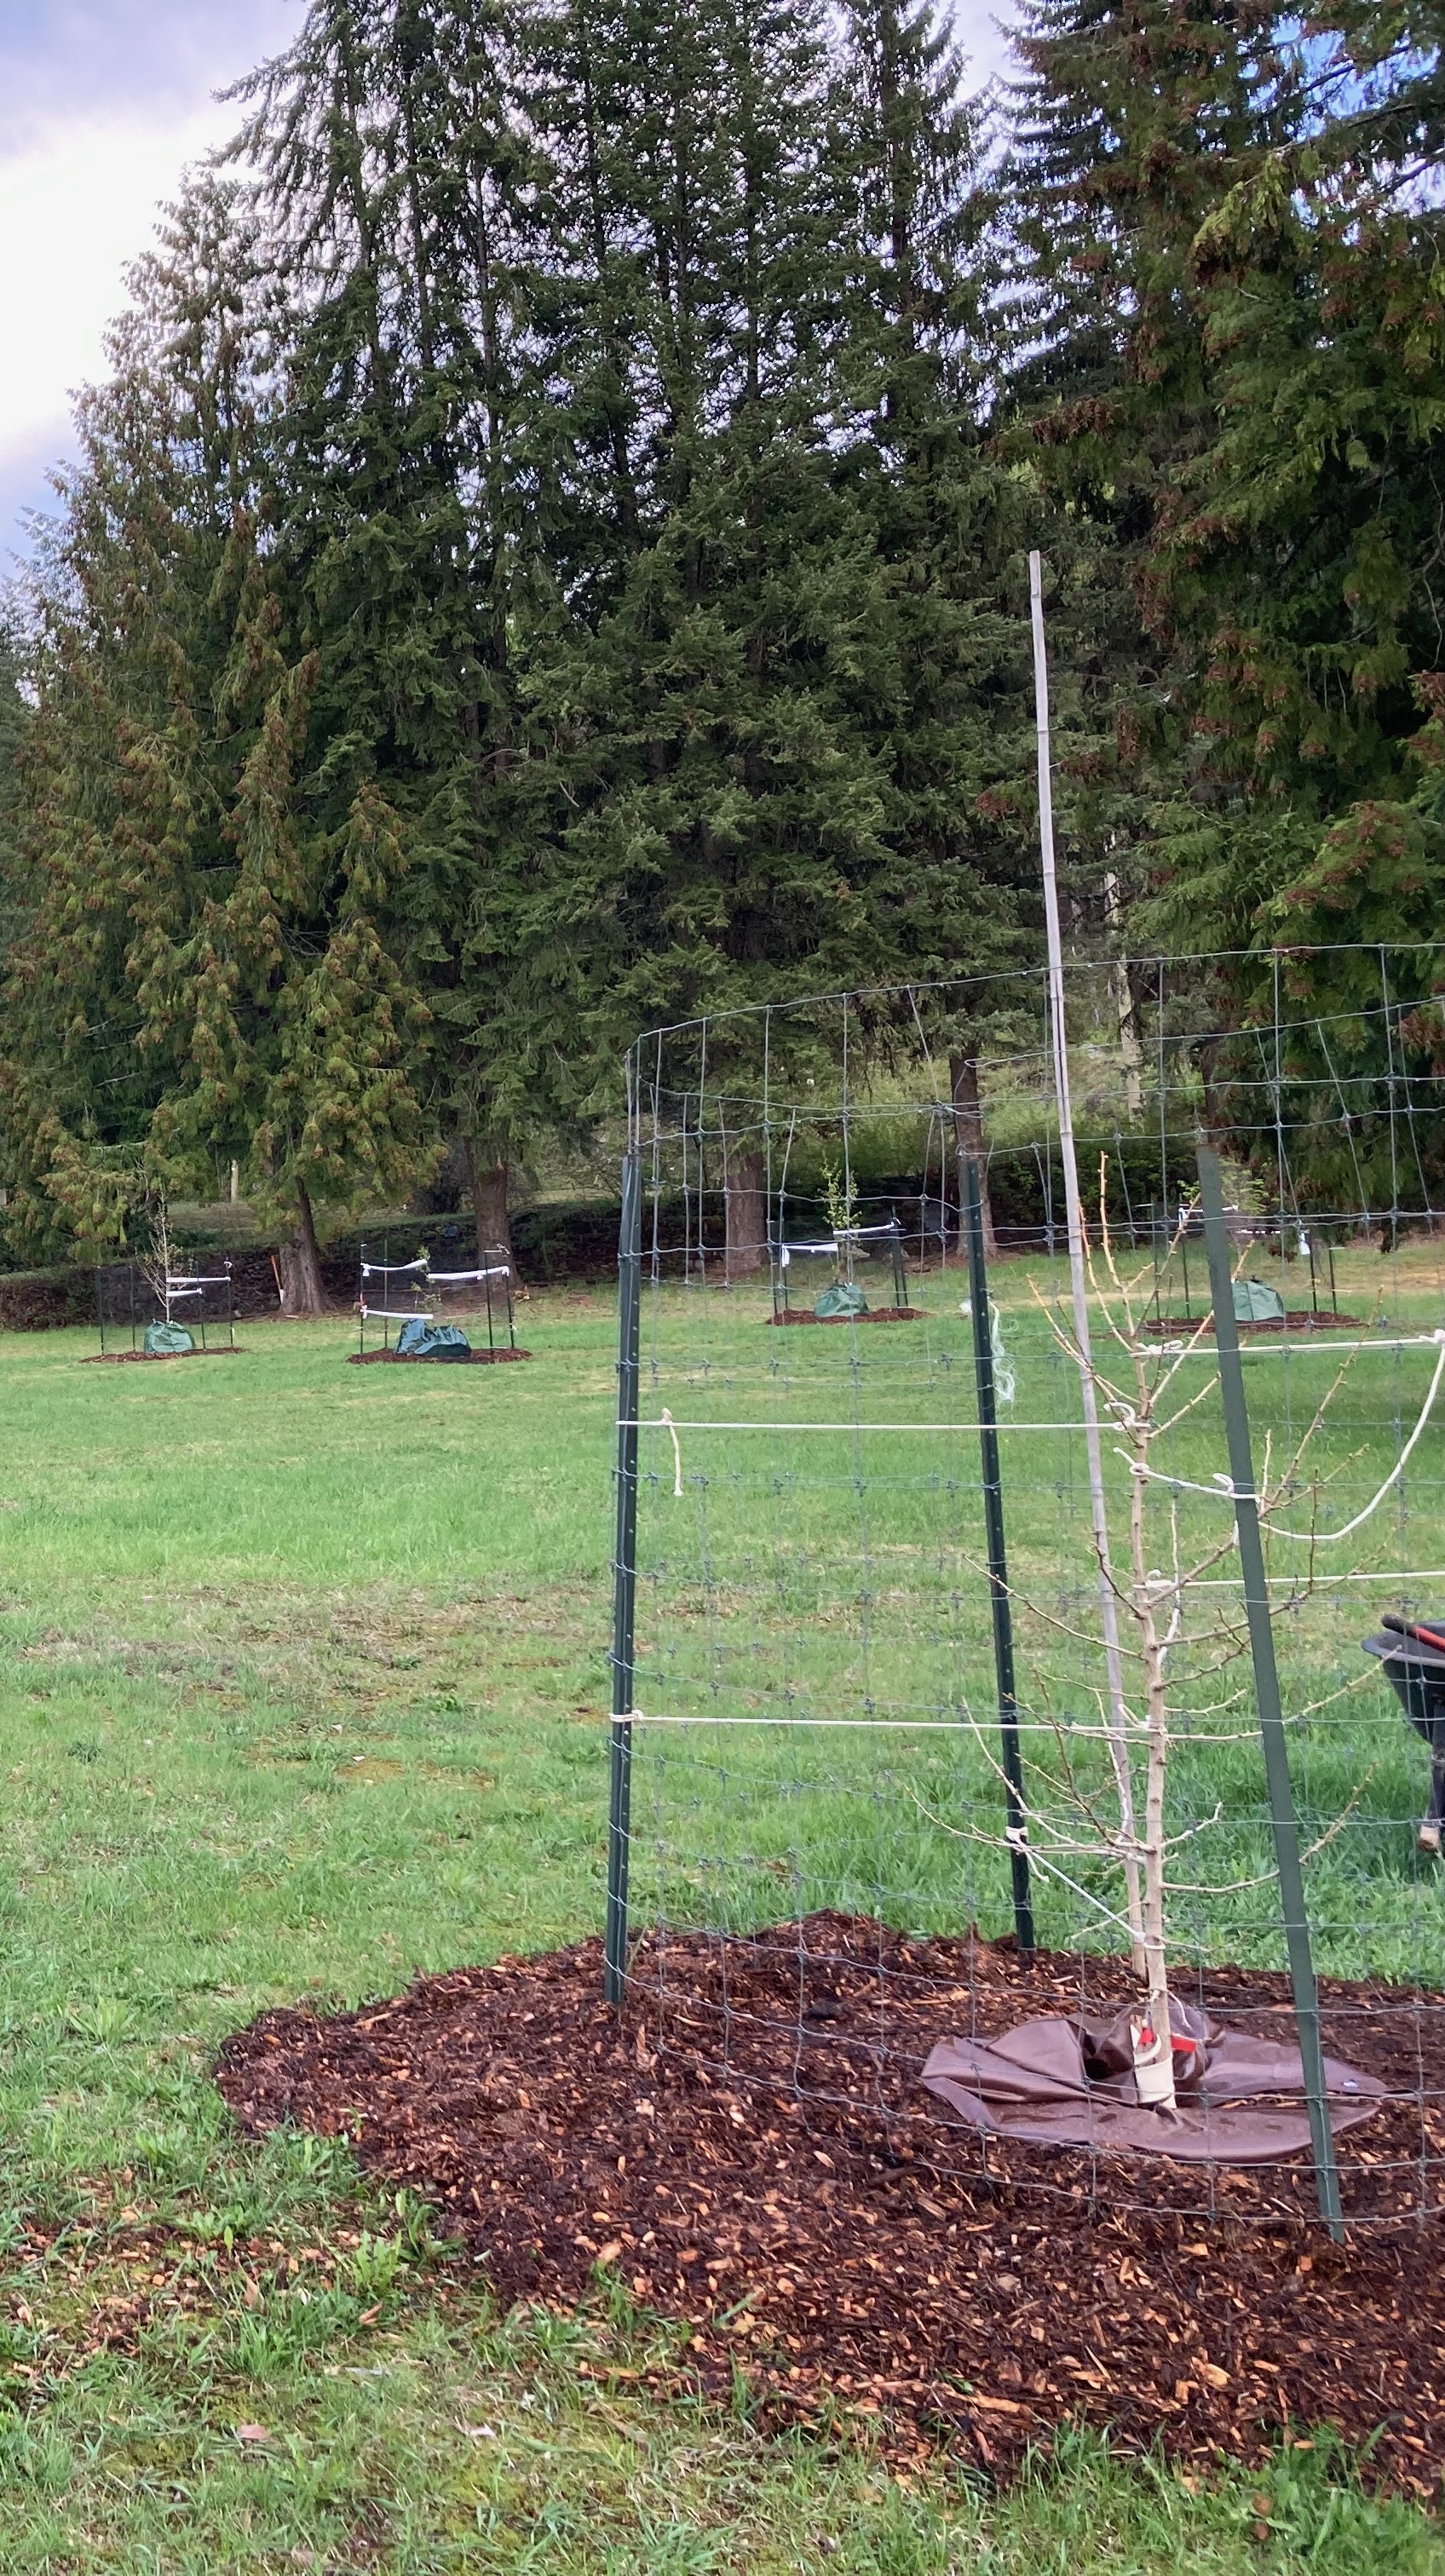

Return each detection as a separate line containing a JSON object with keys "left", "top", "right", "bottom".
{"left": 513, "top": 0, "right": 1044, "bottom": 1252}
{"left": 1, "top": 181, "right": 434, "bottom": 1302}
{"left": 235, "top": 0, "right": 543, "bottom": 1258}
{"left": 1140, "top": 0, "right": 1445, "bottom": 963}
{"left": 1118, "top": 0, "right": 1445, "bottom": 1199}
{"left": 514, "top": 0, "right": 900, "bottom": 1256}
{"left": 0, "top": 618, "right": 25, "bottom": 971}
{"left": 998, "top": 0, "right": 1300, "bottom": 1018}
{"left": 828, "top": 0, "right": 1045, "bottom": 1214}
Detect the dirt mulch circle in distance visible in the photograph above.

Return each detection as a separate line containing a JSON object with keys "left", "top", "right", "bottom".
{"left": 346, "top": 1346, "right": 532, "bottom": 1366}
{"left": 767, "top": 1308, "right": 925, "bottom": 1325}
{"left": 82, "top": 1347, "right": 249, "bottom": 1366}
{"left": 215, "top": 1914, "right": 1445, "bottom": 2496}
{"left": 1143, "top": 1312, "right": 1363, "bottom": 1339}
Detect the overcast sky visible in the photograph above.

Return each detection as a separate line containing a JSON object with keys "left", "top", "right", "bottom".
{"left": 0, "top": 0, "right": 287, "bottom": 564}
{"left": 0, "top": 0, "right": 1011, "bottom": 572}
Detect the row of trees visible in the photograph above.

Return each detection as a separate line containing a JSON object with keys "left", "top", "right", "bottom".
{"left": 0, "top": 0, "right": 1441, "bottom": 1298}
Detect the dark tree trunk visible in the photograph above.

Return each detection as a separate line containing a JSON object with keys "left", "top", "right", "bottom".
{"left": 724, "top": 1147, "right": 767, "bottom": 1280}
{"left": 1194, "top": 1033, "right": 1229, "bottom": 1144}
{"left": 278, "top": 1181, "right": 326, "bottom": 1316}
{"left": 950, "top": 1051, "right": 998, "bottom": 1259}
{"left": 464, "top": 1139, "right": 514, "bottom": 1276}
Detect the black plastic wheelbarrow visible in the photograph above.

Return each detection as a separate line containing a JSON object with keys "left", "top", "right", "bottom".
{"left": 1363, "top": 1618, "right": 1445, "bottom": 1852}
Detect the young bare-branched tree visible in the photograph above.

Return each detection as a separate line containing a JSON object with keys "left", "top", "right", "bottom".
{"left": 959, "top": 1174, "right": 1387, "bottom": 2112}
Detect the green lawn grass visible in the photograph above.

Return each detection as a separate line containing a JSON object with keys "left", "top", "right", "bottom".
{"left": 0, "top": 1291, "right": 1436, "bottom": 2570}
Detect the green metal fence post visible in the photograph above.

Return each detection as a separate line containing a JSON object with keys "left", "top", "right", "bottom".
{"left": 1196, "top": 1142, "right": 1343, "bottom": 2236}
{"left": 962, "top": 1155, "right": 1035, "bottom": 1956}
{"left": 604, "top": 1145, "right": 643, "bottom": 2004}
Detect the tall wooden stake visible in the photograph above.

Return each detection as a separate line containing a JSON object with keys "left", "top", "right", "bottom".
{"left": 1030, "top": 549, "right": 1144, "bottom": 1969}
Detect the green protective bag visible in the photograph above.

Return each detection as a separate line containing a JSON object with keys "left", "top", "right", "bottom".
{"left": 143, "top": 1322, "right": 195, "bottom": 1356}
{"left": 1233, "top": 1277, "right": 1286, "bottom": 1324}
{"left": 395, "top": 1317, "right": 473, "bottom": 1360}
{"left": 814, "top": 1281, "right": 869, "bottom": 1320}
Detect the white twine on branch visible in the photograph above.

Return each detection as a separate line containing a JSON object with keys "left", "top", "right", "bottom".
{"left": 1125, "top": 1327, "right": 1445, "bottom": 1544}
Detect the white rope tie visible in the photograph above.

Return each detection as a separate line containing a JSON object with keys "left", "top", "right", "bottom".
{"left": 660, "top": 1409, "right": 683, "bottom": 1497}
{"left": 991, "top": 1308, "right": 1017, "bottom": 1408}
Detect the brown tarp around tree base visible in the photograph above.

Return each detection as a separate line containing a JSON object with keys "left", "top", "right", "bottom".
{"left": 921, "top": 2012, "right": 1385, "bottom": 2163}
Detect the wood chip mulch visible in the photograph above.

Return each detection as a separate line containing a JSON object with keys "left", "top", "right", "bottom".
{"left": 767, "top": 1308, "right": 925, "bottom": 1325}
{"left": 215, "top": 1913, "right": 1445, "bottom": 2497}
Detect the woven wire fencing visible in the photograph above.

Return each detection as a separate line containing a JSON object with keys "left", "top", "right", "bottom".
{"left": 95, "top": 1257, "right": 237, "bottom": 1354}
{"left": 605, "top": 949, "right": 1445, "bottom": 2227}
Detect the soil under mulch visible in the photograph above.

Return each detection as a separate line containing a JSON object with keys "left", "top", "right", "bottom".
{"left": 1143, "top": 1311, "right": 1363, "bottom": 1339}
{"left": 216, "top": 1913, "right": 1445, "bottom": 2495}
{"left": 768, "top": 1308, "right": 926, "bottom": 1325}
{"left": 345, "top": 1345, "right": 532, "bottom": 1366}
{"left": 82, "top": 1346, "right": 249, "bottom": 1365}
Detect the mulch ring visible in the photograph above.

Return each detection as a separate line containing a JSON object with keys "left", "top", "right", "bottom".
{"left": 215, "top": 1913, "right": 1445, "bottom": 2498}
{"left": 1143, "top": 1312, "right": 1363, "bottom": 1339}
{"left": 768, "top": 1308, "right": 925, "bottom": 1325}
{"left": 82, "top": 1347, "right": 249, "bottom": 1365}
{"left": 346, "top": 1346, "right": 532, "bottom": 1366}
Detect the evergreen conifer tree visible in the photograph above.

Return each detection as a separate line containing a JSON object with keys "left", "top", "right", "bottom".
{"left": 1, "top": 181, "right": 434, "bottom": 1301}
{"left": 826, "top": 0, "right": 1045, "bottom": 1221}
{"left": 1139, "top": 0, "right": 1445, "bottom": 973}
{"left": 515, "top": 0, "right": 1044, "bottom": 1251}
{"left": 236, "top": 0, "right": 542, "bottom": 1258}
{"left": 999, "top": 0, "right": 1299, "bottom": 990}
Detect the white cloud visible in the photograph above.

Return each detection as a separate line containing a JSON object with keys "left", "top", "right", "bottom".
{"left": 0, "top": 0, "right": 293, "bottom": 561}
{"left": 0, "top": 109, "right": 222, "bottom": 467}
{"left": 0, "top": 2, "right": 1019, "bottom": 562}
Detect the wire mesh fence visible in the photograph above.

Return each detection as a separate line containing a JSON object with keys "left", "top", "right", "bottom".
{"left": 604, "top": 947, "right": 1445, "bottom": 2228}
{"left": 354, "top": 1242, "right": 521, "bottom": 1362}
{"left": 95, "top": 1256, "right": 237, "bottom": 1355}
